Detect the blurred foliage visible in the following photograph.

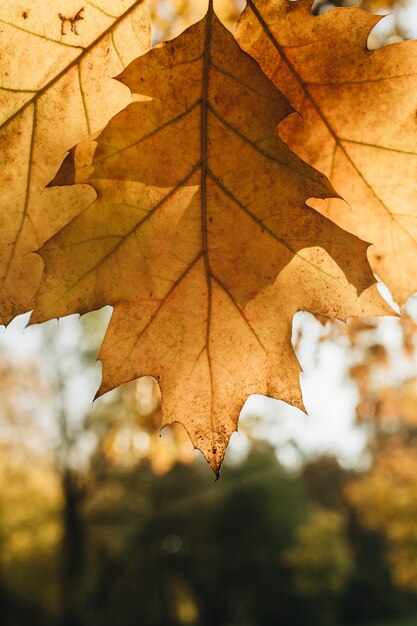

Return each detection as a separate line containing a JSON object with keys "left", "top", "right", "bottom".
{"left": 148, "top": 0, "right": 245, "bottom": 40}
{"left": 337, "top": 310, "right": 417, "bottom": 595}
{"left": 0, "top": 461, "right": 62, "bottom": 620}
{"left": 284, "top": 507, "right": 353, "bottom": 597}
{"left": 347, "top": 442, "right": 417, "bottom": 592}
{"left": 1, "top": 311, "right": 417, "bottom": 626}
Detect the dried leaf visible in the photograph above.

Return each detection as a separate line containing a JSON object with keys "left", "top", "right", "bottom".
{"left": 236, "top": 0, "right": 417, "bottom": 306}
{"left": 0, "top": 0, "right": 150, "bottom": 323}
{"left": 33, "top": 5, "right": 388, "bottom": 472}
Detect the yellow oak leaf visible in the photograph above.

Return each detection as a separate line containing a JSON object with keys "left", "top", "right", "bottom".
{"left": 236, "top": 0, "right": 417, "bottom": 307}
{"left": 33, "top": 4, "right": 389, "bottom": 473}
{"left": 0, "top": 0, "right": 150, "bottom": 323}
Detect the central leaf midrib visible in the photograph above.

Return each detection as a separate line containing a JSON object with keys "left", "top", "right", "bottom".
{"left": 201, "top": 4, "right": 215, "bottom": 430}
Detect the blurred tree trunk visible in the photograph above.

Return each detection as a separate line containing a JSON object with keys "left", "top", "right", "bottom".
{"left": 0, "top": 580, "right": 7, "bottom": 625}
{"left": 61, "top": 470, "right": 86, "bottom": 626}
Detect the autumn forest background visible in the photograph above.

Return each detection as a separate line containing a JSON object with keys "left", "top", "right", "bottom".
{"left": 2, "top": 0, "right": 417, "bottom": 625}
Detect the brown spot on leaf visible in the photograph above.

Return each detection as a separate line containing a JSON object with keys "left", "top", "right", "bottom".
{"left": 58, "top": 7, "right": 84, "bottom": 36}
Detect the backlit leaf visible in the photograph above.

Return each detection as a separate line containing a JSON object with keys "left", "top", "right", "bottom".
{"left": 0, "top": 0, "right": 150, "bottom": 322}
{"left": 33, "top": 4, "right": 389, "bottom": 472}
{"left": 237, "top": 0, "right": 417, "bottom": 306}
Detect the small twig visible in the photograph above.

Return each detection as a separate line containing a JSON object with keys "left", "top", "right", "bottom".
{"left": 58, "top": 7, "right": 84, "bottom": 36}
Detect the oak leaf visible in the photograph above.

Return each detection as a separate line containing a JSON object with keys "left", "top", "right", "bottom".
{"left": 236, "top": 0, "right": 417, "bottom": 306}
{"left": 33, "top": 4, "right": 388, "bottom": 472}
{"left": 0, "top": 0, "right": 150, "bottom": 323}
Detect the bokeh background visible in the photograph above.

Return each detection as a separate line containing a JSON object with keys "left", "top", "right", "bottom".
{"left": 1, "top": 1, "right": 417, "bottom": 625}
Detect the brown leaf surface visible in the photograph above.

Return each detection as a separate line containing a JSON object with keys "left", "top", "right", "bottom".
{"left": 236, "top": 0, "right": 417, "bottom": 306}
{"left": 33, "top": 5, "right": 388, "bottom": 472}
{"left": 0, "top": 0, "right": 150, "bottom": 323}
